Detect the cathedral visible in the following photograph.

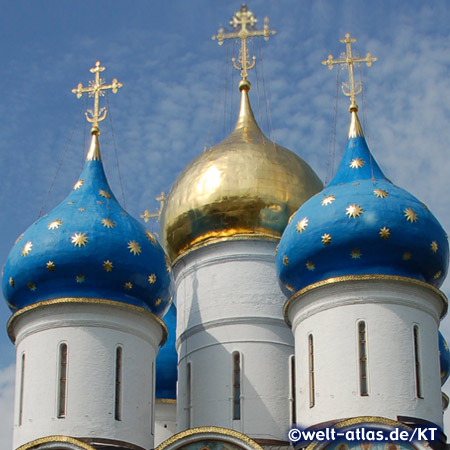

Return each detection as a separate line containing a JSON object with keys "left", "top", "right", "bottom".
{"left": 2, "top": 5, "right": 449, "bottom": 450}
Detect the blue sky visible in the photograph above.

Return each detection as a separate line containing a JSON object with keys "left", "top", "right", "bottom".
{"left": 0, "top": 0, "right": 449, "bottom": 446}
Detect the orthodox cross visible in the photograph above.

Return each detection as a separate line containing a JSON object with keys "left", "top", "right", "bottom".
{"left": 212, "top": 4, "right": 275, "bottom": 81}
{"left": 141, "top": 192, "right": 167, "bottom": 223}
{"left": 322, "top": 33, "right": 377, "bottom": 110}
{"left": 72, "top": 61, "right": 123, "bottom": 130}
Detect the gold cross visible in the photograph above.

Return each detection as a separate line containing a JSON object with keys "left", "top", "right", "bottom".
{"left": 141, "top": 192, "right": 167, "bottom": 222}
{"left": 72, "top": 61, "right": 123, "bottom": 131}
{"left": 322, "top": 33, "right": 377, "bottom": 110}
{"left": 212, "top": 4, "right": 275, "bottom": 81}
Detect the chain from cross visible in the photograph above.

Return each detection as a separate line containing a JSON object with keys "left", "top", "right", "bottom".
{"left": 72, "top": 61, "right": 123, "bottom": 130}
{"left": 212, "top": 4, "right": 276, "bottom": 81}
{"left": 141, "top": 192, "right": 167, "bottom": 223}
{"left": 322, "top": 33, "right": 377, "bottom": 110}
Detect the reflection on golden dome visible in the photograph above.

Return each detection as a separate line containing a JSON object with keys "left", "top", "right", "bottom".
{"left": 160, "top": 83, "right": 323, "bottom": 261}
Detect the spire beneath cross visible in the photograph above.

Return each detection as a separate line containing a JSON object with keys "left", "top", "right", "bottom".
{"left": 322, "top": 33, "right": 377, "bottom": 111}
{"left": 72, "top": 61, "right": 123, "bottom": 133}
{"left": 212, "top": 4, "right": 276, "bottom": 82}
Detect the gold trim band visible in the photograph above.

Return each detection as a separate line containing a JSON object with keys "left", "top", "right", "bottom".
{"left": 283, "top": 274, "right": 448, "bottom": 326}
{"left": 7, "top": 297, "right": 168, "bottom": 346}
{"left": 16, "top": 435, "right": 96, "bottom": 450}
{"left": 172, "top": 233, "right": 279, "bottom": 265}
{"left": 156, "top": 426, "right": 263, "bottom": 450}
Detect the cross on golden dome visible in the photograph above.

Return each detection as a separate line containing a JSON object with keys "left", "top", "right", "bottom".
{"left": 322, "top": 33, "right": 377, "bottom": 111}
{"left": 141, "top": 191, "right": 167, "bottom": 223}
{"left": 212, "top": 4, "right": 276, "bottom": 81}
{"left": 72, "top": 61, "right": 123, "bottom": 132}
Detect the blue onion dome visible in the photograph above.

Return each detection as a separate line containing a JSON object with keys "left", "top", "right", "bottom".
{"left": 439, "top": 331, "right": 450, "bottom": 386}
{"left": 277, "top": 109, "right": 449, "bottom": 294}
{"left": 2, "top": 129, "right": 174, "bottom": 316}
{"left": 156, "top": 303, "right": 177, "bottom": 399}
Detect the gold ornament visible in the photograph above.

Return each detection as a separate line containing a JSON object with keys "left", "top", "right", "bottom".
{"left": 71, "top": 233, "right": 88, "bottom": 247}
{"left": 103, "top": 260, "right": 113, "bottom": 272}
{"left": 351, "top": 249, "right": 362, "bottom": 259}
{"left": 154, "top": 298, "right": 162, "bottom": 306}
{"left": 73, "top": 179, "right": 84, "bottom": 190}
{"left": 101, "top": 218, "right": 115, "bottom": 228}
{"left": 321, "top": 233, "right": 332, "bottom": 245}
{"left": 349, "top": 158, "right": 365, "bottom": 168}
{"left": 46, "top": 261, "right": 56, "bottom": 272}
{"left": 346, "top": 204, "right": 363, "bottom": 219}
{"left": 283, "top": 255, "right": 289, "bottom": 266}
{"left": 145, "top": 230, "right": 156, "bottom": 243}
{"left": 379, "top": 227, "right": 390, "bottom": 239}
{"left": 404, "top": 208, "right": 418, "bottom": 223}
{"left": 296, "top": 217, "right": 309, "bottom": 233}
{"left": 124, "top": 282, "right": 133, "bottom": 290}
{"left": 148, "top": 274, "right": 157, "bottom": 284}
{"left": 99, "top": 189, "right": 111, "bottom": 199}
{"left": 22, "top": 241, "right": 33, "bottom": 256}
{"left": 374, "top": 189, "right": 388, "bottom": 198}
{"left": 306, "top": 261, "right": 315, "bottom": 271}
{"left": 402, "top": 252, "right": 412, "bottom": 261}
{"left": 321, "top": 195, "right": 335, "bottom": 206}
{"left": 9, "top": 277, "right": 14, "bottom": 287}
{"left": 128, "top": 241, "right": 142, "bottom": 255}
{"left": 431, "top": 241, "right": 438, "bottom": 253}
{"left": 48, "top": 219, "right": 63, "bottom": 230}
{"left": 27, "top": 282, "right": 36, "bottom": 291}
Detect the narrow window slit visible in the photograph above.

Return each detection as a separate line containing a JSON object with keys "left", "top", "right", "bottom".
{"left": 308, "top": 334, "right": 315, "bottom": 408}
{"left": 115, "top": 346, "right": 123, "bottom": 420}
{"left": 358, "top": 321, "right": 368, "bottom": 396}
{"left": 58, "top": 343, "right": 68, "bottom": 418}
{"left": 232, "top": 352, "right": 241, "bottom": 420}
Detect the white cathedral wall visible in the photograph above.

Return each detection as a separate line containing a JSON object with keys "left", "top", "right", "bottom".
{"left": 10, "top": 302, "right": 163, "bottom": 450}
{"left": 174, "top": 239, "right": 294, "bottom": 441}
{"left": 155, "top": 400, "right": 177, "bottom": 447}
{"left": 287, "top": 279, "right": 444, "bottom": 429}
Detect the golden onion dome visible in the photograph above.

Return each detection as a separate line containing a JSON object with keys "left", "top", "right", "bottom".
{"left": 160, "top": 81, "right": 323, "bottom": 261}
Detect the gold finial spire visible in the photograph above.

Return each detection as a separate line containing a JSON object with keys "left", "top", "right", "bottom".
{"left": 212, "top": 4, "right": 276, "bottom": 83}
{"left": 141, "top": 192, "right": 167, "bottom": 222}
{"left": 322, "top": 33, "right": 377, "bottom": 111}
{"left": 72, "top": 61, "right": 123, "bottom": 134}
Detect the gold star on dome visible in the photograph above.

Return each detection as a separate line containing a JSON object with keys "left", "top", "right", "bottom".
{"left": 296, "top": 217, "right": 309, "bottom": 233}
{"left": 431, "top": 241, "right": 438, "bottom": 253}
{"left": 404, "top": 208, "right": 418, "bottom": 223}
{"left": 145, "top": 231, "right": 156, "bottom": 243}
{"left": 148, "top": 274, "right": 157, "bottom": 284}
{"left": 444, "top": 341, "right": 449, "bottom": 351}
{"left": 374, "top": 189, "right": 388, "bottom": 198}
{"left": 121, "top": 212, "right": 128, "bottom": 216}
{"left": 403, "top": 252, "right": 412, "bottom": 261}
{"left": 67, "top": 201, "right": 74, "bottom": 205}
{"left": 379, "top": 227, "right": 390, "bottom": 239}
{"left": 306, "top": 261, "right": 315, "bottom": 271}
{"left": 78, "top": 208, "right": 86, "bottom": 212}
{"left": 76, "top": 275, "right": 85, "bottom": 283}
{"left": 322, "top": 195, "right": 335, "bottom": 206}
{"left": 48, "top": 219, "right": 62, "bottom": 230}
{"left": 351, "top": 249, "right": 362, "bottom": 259}
{"left": 97, "top": 200, "right": 104, "bottom": 205}
{"left": 321, "top": 233, "right": 332, "bottom": 245}
{"left": 283, "top": 255, "right": 289, "bottom": 266}
{"left": 15, "top": 233, "right": 24, "bottom": 245}
{"left": 27, "top": 282, "right": 36, "bottom": 291}
{"left": 124, "top": 282, "right": 133, "bottom": 290}
{"left": 165, "top": 256, "right": 171, "bottom": 273}
{"left": 46, "top": 261, "right": 56, "bottom": 272}
{"left": 350, "top": 158, "right": 365, "bottom": 168}
{"left": 73, "top": 179, "right": 84, "bottom": 190}
{"left": 154, "top": 298, "right": 162, "bottom": 306}
{"left": 285, "top": 284, "right": 295, "bottom": 292}
{"left": 99, "top": 189, "right": 111, "bottom": 199}
{"left": 71, "top": 233, "right": 88, "bottom": 247}
{"left": 102, "top": 218, "right": 116, "bottom": 228}
{"left": 434, "top": 270, "right": 442, "bottom": 279}
{"left": 103, "top": 260, "right": 113, "bottom": 272}
{"left": 346, "top": 204, "right": 363, "bottom": 219}
{"left": 274, "top": 244, "right": 279, "bottom": 255}
{"left": 22, "top": 241, "right": 33, "bottom": 256}
{"left": 128, "top": 241, "right": 141, "bottom": 255}
{"left": 9, "top": 277, "right": 14, "bottom": 287}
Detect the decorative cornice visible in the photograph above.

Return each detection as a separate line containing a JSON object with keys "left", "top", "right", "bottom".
{"left": 7, "top": 297, "right": 168, "bottom": 346}
{"left": 283, "top": 274, "right": 448, "bottom": 326}
{"left": 16, "top": 435, "right": 96, "bottom": 450}
{"left": 156, "top": 426, "right": 263, "bottom": 450}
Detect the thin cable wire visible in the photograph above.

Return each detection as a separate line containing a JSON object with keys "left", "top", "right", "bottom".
{"left": 106, "top": 92, "right": 127, "bottom": 208}
{"left": 38, "top": 97, "right": 87, "bottom": 219}
{"left": 253, "top": 39, "right": 265, "bottom": 134}
{"left": 325, "top": 69, "right": 340, "bottom": 185}
{"left": 258, "top": 38, "right": 275, "bottom": 146}
{"left": 206, "top": 43, "right": 229, "bottom": 151}
{"left": 223, "top": 40, "right": 230, "bottom": 140}
{"left": 360, "top": 67, "right": 375, "bottom": 181}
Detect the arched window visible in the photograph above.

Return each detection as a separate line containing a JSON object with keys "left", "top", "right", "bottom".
{"left": 413, "top": 325, "right": 423, "bottom": 398}
{"left": 18, "top": 353, "right": 25, "bottom": 426}
{"left": 308, "top": 334, "right": 315, "bottom": 408}
{"left": 358, "top": 321, "right": 368, "bottom": 396}
{"left": 289, "top": 355, "right": 296, "bottom": 424}
{"left": 186, "top": 362, "right": 192, "bottom": 428}
{"left": 232, "top": 352, "right": 241, "bottom": 420}
{"left": 57, "top": 343, "right": 68, "bottom": 418}
{"left": 114, "top": 346, "right": 123, "bottom": 420}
